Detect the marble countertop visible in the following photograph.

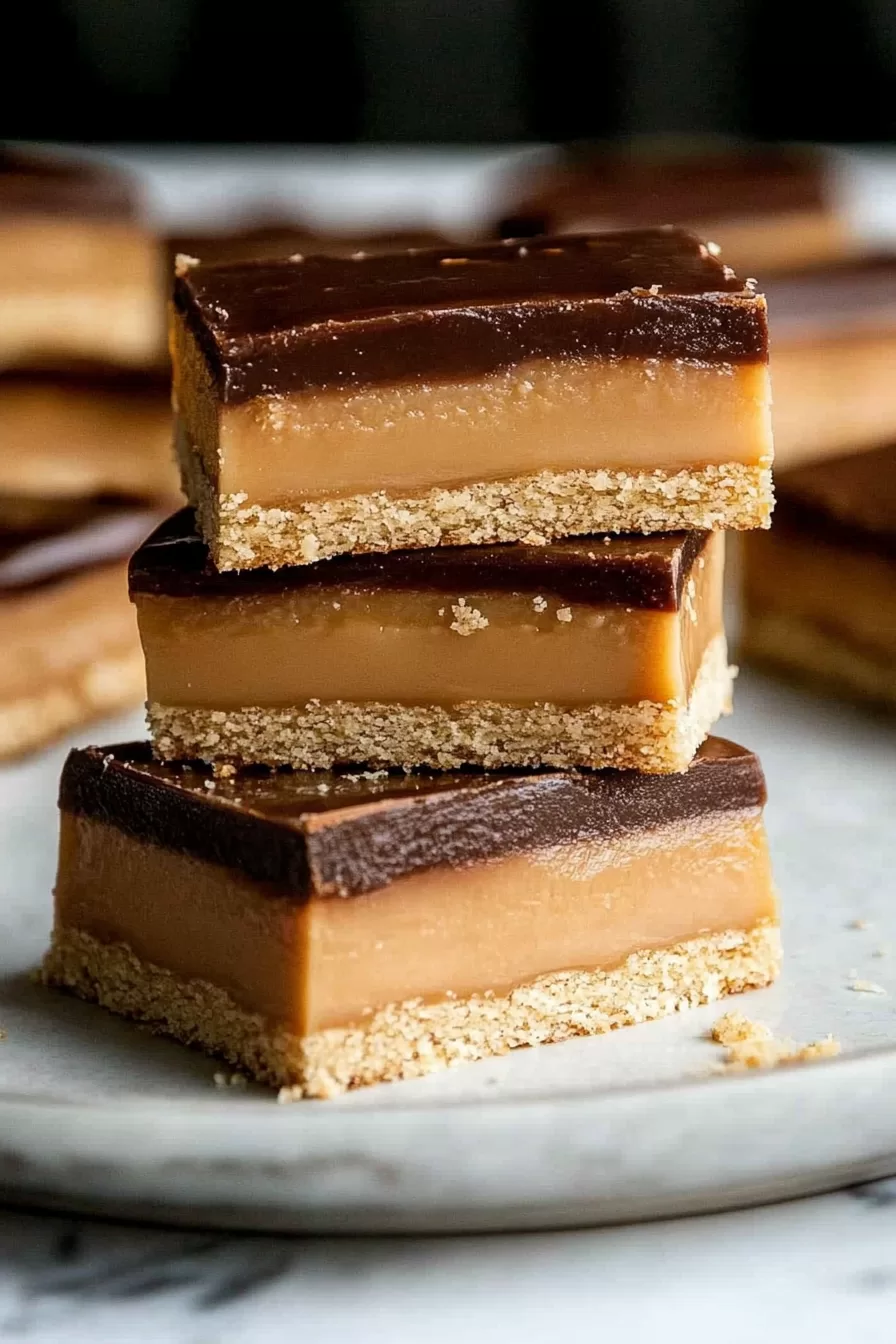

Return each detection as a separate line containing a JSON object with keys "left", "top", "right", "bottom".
{"left": 1, "top": 1184, "right": 896, "bottom": 1342}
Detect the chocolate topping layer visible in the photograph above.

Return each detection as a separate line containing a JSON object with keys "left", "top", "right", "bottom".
{"left": 130, "top": 509, "right": 709, "bottom": 611}
{"left": 167, "top": 225, "right": 449, "bottom": 269}
{"left": 0, "top": 497, "right": 163, "bottom": 594}
{"left": 774, "top": 443, "right": 896, "bottom": 556}
{"left": 173, "top": 228, "right": 767, "bottom": 401}
{"left": 59, "top": 738, "right": 766, "bottom": 900}
{"left": 765, "top": 255, "right": 896, "bottom": 344}
{"left": 0, "top": 145, "right": 139, "bottom": 220}
{"left": 498, "top": 145, "right": 826, "bottom": 238}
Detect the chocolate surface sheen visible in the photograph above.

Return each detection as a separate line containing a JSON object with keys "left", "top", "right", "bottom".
{"left": 60, "top": 738, "right": 766, "bottom": 899}
{"left": 130, "top": 509, "right": 708, "bottom": 611}
{"left": 173, "top": 227, "right": 766, "bottom": 401}
{"left": 0, "top": 497, "right": 163, "bottom": 594}
{"left": 0, "top": 145, "right": 139, "bottom": 220}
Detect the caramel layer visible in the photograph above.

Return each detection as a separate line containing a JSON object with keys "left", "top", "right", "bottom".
{"left": 0, "top": 220, "right": 164, "bottom": 370}
{"left": 0, "top": 562, "right": 144, "bottom": 758}
{"left": 772, "top": 333, "right": 896, "bottom": 468}
{"left": 176, "top": 344, "right": 772, "bottom": 508}
{"left": 137, "top": 531, "right": 724, "bottom": 712}
{"left": 0, "top": 377, "right": 175, "bottom": 499}
{"left": 54, "top": 807, "right": 776, "bottom": 1036}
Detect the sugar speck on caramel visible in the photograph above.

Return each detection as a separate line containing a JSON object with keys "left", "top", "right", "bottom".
{"left": 174, "top": 253, "right": 200, "bottom": 277}
{"left": 450, "top": 598, "right": 489, "bottom": 635}
{"left": 532, "top": 595, "right": 548, "bottom": 613}
{"left": 556, "top": 607, "right": 573, "bottom": 623}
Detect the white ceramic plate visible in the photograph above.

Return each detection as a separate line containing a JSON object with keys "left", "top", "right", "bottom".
{"left": 1, "top": 672, "right": 895, "bottom": 1233}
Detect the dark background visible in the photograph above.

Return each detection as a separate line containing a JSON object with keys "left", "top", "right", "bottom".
{"left": 7, "top": 0, "right": 896, "bottom": 144}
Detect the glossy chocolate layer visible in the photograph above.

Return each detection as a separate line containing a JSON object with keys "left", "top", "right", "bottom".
{"left": 130, "top": 509, "right": 709, "bottom": 612}
{"left": 0, "top": 146, "right": 139, "bottom": 220}
{"left": 765, "top": 255, "right": 896, "bottom": 343}
{"left": 0, "top": 497, "right": 163, "bottom": 595}
{"left": 60, "top": 737, "right": 765, "bottom": 900}
{"left": 173, "top": 228, "right": 766, "bottom": 402}
{"left": 773, "top": 443, "right": 896, "bottom": 556}
{"left": 168, "top": 225, "right": 449, "bottom": 269}
{"left": 498, "top": 145, "right": 827, "bottom": 237}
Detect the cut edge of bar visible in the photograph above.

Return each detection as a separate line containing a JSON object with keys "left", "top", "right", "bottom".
{"left": 177, "top": 434, "right": 773, "bottom": 570}
{"left": 146, "top": 632, "right": 734, "bottom": 773}
{"left": 42, "top": 921, "right": 781, "bottom": 1098}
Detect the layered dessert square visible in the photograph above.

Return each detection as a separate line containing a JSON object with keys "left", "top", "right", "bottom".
{"left": 171, "top": 228, "right": 773, "bottom": 570}
{"left": 497, "top": 142, "right": 852, "bottom": 275}
{"left": 742, "top": 443, "right": 896, "bottom": 706}
{"left": 0, "top": 497, "right": 163, "bottom": 758}
{"left": 0, "top": 147, "right": 164, "bottom": 372}
{"left": 43, "top": 737, "right": 780, "bottom": 1098}
{"left": 0, "top": 373, "right": 176, "bottom": 502}
{"left": 766, "top": 256, "right": 896, "bottom": 468}
{"left": 134, "top": 510, "right": 733, "bottom": 772}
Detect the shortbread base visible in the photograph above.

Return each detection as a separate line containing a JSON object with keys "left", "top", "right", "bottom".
{"left": 43, "top": 921, "right": 781, "bottom": 1099}
{"left": 148, "top": 633, "right": 734, "bottom": 773}
{"left": 179, "top": 436, "right": 772, "bottom": 570}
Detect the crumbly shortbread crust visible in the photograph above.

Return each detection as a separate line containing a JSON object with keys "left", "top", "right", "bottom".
{"left": 148, "top": 633, "right": 734, "bottom": 773}
{"left": 43, "top": 922, "right": 781, "bottom": 1099}
{"left": 178, "top": 435, "right": 772, "bottom": 570}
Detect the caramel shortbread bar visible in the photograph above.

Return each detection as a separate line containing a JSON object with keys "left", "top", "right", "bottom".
{"left": 171, "top": 228, "right": 773, "bottom": 570}
{"left": 0, "top": 496, "right": 162, "bottom": 759}
{"left": 742, "top": 443, "right": 896, "bottom": 706}
{"left": 44, "top": 737, "right": 780, "bottom": 1098}
{"left": 134, "top": 510, "right": 733, "bottom": 772}
{"left": 0, "top": 374, "right": 176, "bottom": 502}
{"left": 766, "top": 256, "right": 896, "bottom": 468}
{"left": 0, "top": 146, "right": 163, "bottom": 372}
{"left": 497, "top": 143, "right": 853, "bottom": 275}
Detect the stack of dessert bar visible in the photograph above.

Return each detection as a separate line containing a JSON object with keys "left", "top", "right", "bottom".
{"left": 45, "top": 227, "right": 780, "bottom": 1099}
{"left": 0, "top": 147, "right": 177, "bottom": 758}
{"left": 741, "top": 256, "right": 896, "bottom": 703}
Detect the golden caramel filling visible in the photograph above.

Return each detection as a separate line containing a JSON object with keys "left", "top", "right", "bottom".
{"left": 137, "top": 533, "right": 723, "bottom": 710}
{"left": 56, "top": 808, "right": 776, "bottom": 1034}
{"left": 772, "top": 333, "right": 896, "bottom": 468}
{"left": 0, "top": 220, "right": 164, "bottom": 368}
{"left": 0, "top": 564, "right": 139, "bottom": 704}
{"left": 173, "top": 321, "right": 772, "bottom": 505}
{"left": 744, "top": 529, "right": 896, "bottom": 661}
{"left": 0, "top": 381, "right": 174, "bottom": 499}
